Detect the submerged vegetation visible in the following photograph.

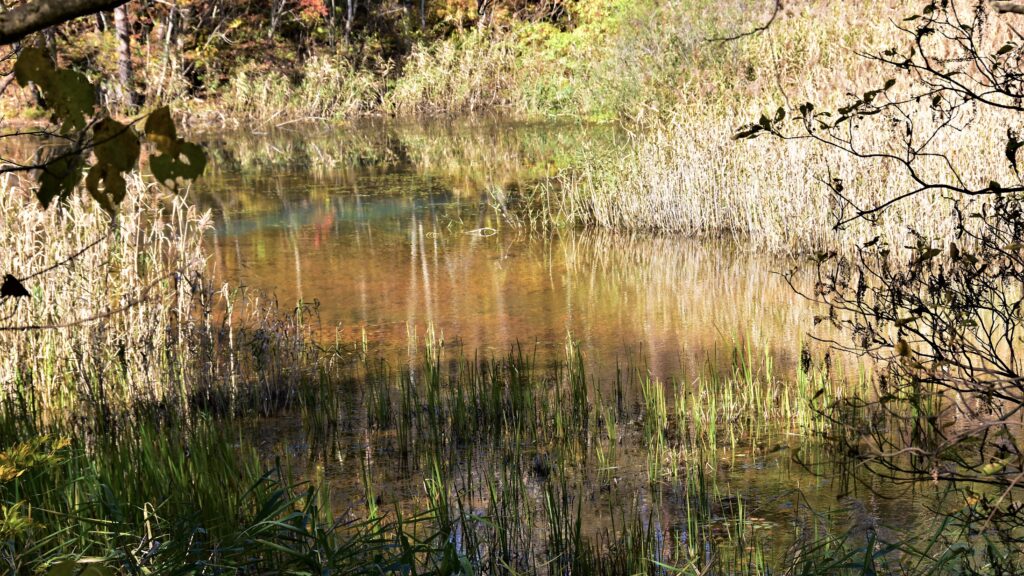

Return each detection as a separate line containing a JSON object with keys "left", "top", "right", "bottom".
{"left": 0, "top": 138, "right": 1017, "bottom": 574}
{"left": 3, "top": 0, "right": 1024, "bottom": 573}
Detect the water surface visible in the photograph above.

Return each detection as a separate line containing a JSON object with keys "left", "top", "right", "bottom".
{"left": 195, "top": 118, "right": 939, "bottom": 570}
{"left": 200, "top": 119, "right": 819, "bottom": 380}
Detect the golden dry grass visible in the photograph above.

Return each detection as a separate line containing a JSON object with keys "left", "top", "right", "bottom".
{"left": 558, "top": 1, "right": 1022, "bottom": 252}
{"left": 0, "top": 176, "right": 208, "bottom": 412}
{"left": 0, "top": 175, "right": 325, "bottom": 420}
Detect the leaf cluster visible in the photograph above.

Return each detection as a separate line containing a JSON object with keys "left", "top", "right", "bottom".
{"left": 4, "top": 47, "right": 206, "bottom": 213}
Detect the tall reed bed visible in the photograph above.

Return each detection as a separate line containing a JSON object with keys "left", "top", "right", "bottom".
{"left": 0, "top": 174, "right": 208, "bottom": 418}
{"left": 0, "top": 174, "right": 332, "bottom": 424}
{"left": 556, "top": 116, "right": 926, "bottom": 251}
{"left": 191, "top": 54, "right": 385, "bottom": 127}
{"left": 552, "top": 1, "right": 1020, "bottom": 252}
{"left": 558, "top": 97, "right": 1020, "bottom": 252}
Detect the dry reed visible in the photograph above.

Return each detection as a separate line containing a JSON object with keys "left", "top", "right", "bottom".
{"left": 0, "top": 174, "right": 325, "bottom": 421}
{"left": 557, "top": 1, "right": 1019, "bottom": 252}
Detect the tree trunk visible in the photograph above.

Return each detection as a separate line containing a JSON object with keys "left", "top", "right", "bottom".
{"left": 346, "top": 0, "right": 354, "bottom": 42}
{"left": 151, "top": 2, "right": 176, "bottom": 101}
{"left": 113, "top": 4, "right": 139, "bottom": 109}
{"left": 477, "top": 0, "right": 492, "bottom": 29}
{"left": 269, "top": 0, "right": 286, "bottom": 39}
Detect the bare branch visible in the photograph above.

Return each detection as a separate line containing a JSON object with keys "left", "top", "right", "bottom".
{"left": 706, "top": 0, "right": 782, "bottom": 43}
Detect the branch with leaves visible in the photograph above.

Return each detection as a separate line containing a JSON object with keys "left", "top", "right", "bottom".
{"left": 2, "top": 46, "right": 206, "bottom": 211}
{"left": 736, "top": 0, "right": 1024, "bottom": 546}
{"left": 0, "top": 45, "right": 205, "bottom": 326}
{"left": 736, "top": 1, "right": 1024, "bottom": 228}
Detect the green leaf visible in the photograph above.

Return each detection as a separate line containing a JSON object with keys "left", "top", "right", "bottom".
{"left": 151, "top": 141, "right": 207, "bottom": 188}
{"left": 85, "top": 118, "right": 140, "bottom": 213}
{"left": 13, "top": 48, "right": 95, "bottom": 133}
{"left": 144, "top": 106, "right": 206, "bottom": 189}
{"left": 1, "top": 274, "right": 30, "bottom": 298}
{"left": 37, "top": 151, "right": 84, "bottom": 208}
{"left": 46, "top": 559, "right": 113, "bottom": 576}
{"left": 1006, "top": 129, "right": 1022, "bottom": 173}
{"left": 85, "top": 164, "right": 126, "bottom": 214}
{"left": 979, "top": 459, "right": 1007, "bottom": 475}
{"left": 93, "top": 118, "right": 139, "bottom": 172}
{"left": 732, "top": 125, "right": 762, "bottom": 140}
{"left": 144, "top": 106, "right": 178, "bottom": 154}
{"left": 916, "top": 247, "right": 942, "bottom": 262}
{"left": 46, "top": 561, "right": 79, "bottom": 576}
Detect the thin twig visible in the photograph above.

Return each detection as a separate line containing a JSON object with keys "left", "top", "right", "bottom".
{"left": 706, "top": 0, "right": 782, "bottom": 43}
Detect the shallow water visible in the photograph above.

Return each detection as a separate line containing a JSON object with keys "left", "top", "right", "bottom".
{"left": 201, "top": 119, "right": 821, "bottom": 380}
{"left": 196, "top": 118, "right": 941, "bottom": 570}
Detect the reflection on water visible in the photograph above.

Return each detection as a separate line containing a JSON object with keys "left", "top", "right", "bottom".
{"left": 200, "top": 118, "right": 821, "bottom": 379}
{"left": 196, "top": 119, "right": 939, "bottom": 570}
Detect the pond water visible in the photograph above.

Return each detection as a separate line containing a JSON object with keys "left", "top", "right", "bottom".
{"left": 195, "top": 118, "right": 942, "bottom": 571}
{"left": 200, "top": 119, "right": 818, "bottom": 379}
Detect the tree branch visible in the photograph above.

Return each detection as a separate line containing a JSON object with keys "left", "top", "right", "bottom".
{"left": 706, "top": 0, "right": 782, "bottom": 43}
{"left": 993, "top": 1, "right": 1024, "bottom": 15}
{"left": 0, "top": 0, "right": 130, "bottom": 45}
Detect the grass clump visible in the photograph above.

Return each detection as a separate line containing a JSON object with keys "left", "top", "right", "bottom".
{"left": 0, "top": 174, "right": 210, "bottom": 417}
{"left": 557, "top": 112, "right": 977, "bottom": 252}
{"left": 0, "top": 409, "right": 454, "bottom": 574}
{"left": 198, "top": 54, "right": 386, "bottom": 126}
